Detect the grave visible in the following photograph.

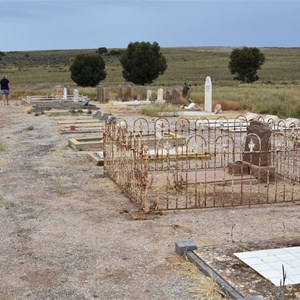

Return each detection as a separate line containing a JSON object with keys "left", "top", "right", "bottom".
{"left": 189, "top": 238, "right": 300, "bottom": 299}
{"left": 59, "top": 126, "right": 103, "bottom": 134}
{"left": 69, "top": 132, "right": 186, "bottom": 152}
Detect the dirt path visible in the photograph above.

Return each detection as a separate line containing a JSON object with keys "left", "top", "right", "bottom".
{"left": 0, "top": 101, "right": 299, "bottom": 300}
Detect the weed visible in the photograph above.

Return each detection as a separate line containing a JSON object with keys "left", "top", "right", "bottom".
{"left": 52, "top": 175, "right": 67, "bottom": 196}
{"left": 25, "top": 125, "right": 34, "bottom": 131}
{"left": 0, "top": 140, "right": 7, "bottom": 151}
{"left": 5, "top": 202, "right": 15, "bottom": 210}
{"left": 140, "top": 103, "right": 178, "bottom": 117}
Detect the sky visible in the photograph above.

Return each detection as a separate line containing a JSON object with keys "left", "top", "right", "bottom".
{"left": 1, "top": 0, "right": 300, "bottom": 51}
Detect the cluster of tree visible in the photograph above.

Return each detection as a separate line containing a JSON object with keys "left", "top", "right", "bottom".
{"left": 70, "top": 41, "right": 167, "bottom": 87}
{"left": 69, "top": 43, "right": 265, "bottom": 87}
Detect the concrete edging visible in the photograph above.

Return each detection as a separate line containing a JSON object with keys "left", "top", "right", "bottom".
{"left": 175, "top": 240, "right": 262, "bottom": 300}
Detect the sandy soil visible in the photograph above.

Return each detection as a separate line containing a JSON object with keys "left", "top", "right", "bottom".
{"left": 0, "top": 99, "right": 300, "bottom": 300}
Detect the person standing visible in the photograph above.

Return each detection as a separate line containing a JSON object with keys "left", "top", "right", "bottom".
{"left": 0, "top": 75, "right": 10, "bottom": 105}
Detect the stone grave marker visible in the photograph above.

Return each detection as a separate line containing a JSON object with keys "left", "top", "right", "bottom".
{"left": 63, "top": 87, "right": 67, "bottom": 100}
{"left": 157, "top": 88, "right": 164, "bottom": 101}
{"left": 204, "top": 76, "right": 212, "bottom": 112}
{"left": 229, "top": 120, "right": 275, "bottom": 182}
{"left": 146, "top": 89, "right": 152, "bottom": 101}
{"left": 165, "top": 91, "right": 171, "bottom": 103}
{"left": 171, "top": 89, "right": 180, "bottom": 104}
{"left": 73, "top": 89, "right": 79, "bottom": 102}
{"left": 243, "top": 120, "right": 271, "bottom": 166}
{"left": 127, "top": 86, "right": 132, "bottom": 100}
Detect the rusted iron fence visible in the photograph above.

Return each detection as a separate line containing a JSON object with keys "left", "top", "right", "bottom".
{"left": 104, "top": 117, "right": 300, "bottom": 211}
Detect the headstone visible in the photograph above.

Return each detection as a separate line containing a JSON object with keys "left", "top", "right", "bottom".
{"left": 243, "top": 120, "right": 271, "bottom": 166}
{"left": 157, "top": 88, "right": 164, "bottom": 101}
{"left": 165, "top": 91, "right": 171, "bottom": 103}
{"left": 171, "top": 89, "right": 180, "bottom": 104}
{"left": 182, "top": 83, "right": 190, "bottom": 98}
{"left": 242, "top": 120, "right": 274, "bottom": 182}
{"left": 146, "top": 89, "right": 152, "bottom": 101}
{"left": 63, "top": 87, "right": 67, "bottom": 100}
{"left": 214, "top": 104, "right": 222, "bottom": 114}
{"left": 96, "top": 85, "right": 105, "bottom": 102}
{"left": 204, "top": 76, "right": 212, "bottom": 112}
{"left": 155, "top": 120, "right": 163, "bottom": 138}
{"left": 55, "top": 85, "right": 63, "bottom": 98}
{"left": 73, "top": 89, "right": 79, "bottom": 102}
{"left": 117, "top": 86, "right": 123, "bottom": 101}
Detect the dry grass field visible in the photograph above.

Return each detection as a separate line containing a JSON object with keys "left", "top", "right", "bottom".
{"left": 1, "top": 46, "right": 300, "bottom": 117}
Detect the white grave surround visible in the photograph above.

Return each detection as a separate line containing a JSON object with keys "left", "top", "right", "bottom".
{"left": 234, "top": 247, "right": 300, "bottom": 286}
{"left": 204, "top": 76, "right": 212, "bottom": 112}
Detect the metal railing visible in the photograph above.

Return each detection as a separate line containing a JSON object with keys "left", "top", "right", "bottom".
{"left": 104, "top": 117, "right": 300, "bottom": 211}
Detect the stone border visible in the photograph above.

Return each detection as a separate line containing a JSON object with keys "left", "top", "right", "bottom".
{"left": 175, "top": 240, "right": 262, "bottom": 300}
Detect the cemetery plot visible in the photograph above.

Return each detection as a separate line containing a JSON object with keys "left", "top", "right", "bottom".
{"left": 193, "top": 239, "right": 300, "bottom": 299}
{"left": 69, "top": 132, "right": 186, "bottom": 151}
{"left": 104, "top": 117, "right": 300, "bottom": 212}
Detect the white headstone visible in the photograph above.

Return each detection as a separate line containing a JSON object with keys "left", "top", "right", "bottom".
{"left": 204, "top": 76, "right": 212, "bottom": 112}
{"left": 63, "top": 87, "right": 67, "bottom": 100}
{"left": 73, "top": 89, "right": 79, "bottom": 102}
{"left": 155, "top": 121, "right": 163, "bottom": 138}
{"left": 157, "top": 88, "right": 163, "bottom": 101}
{"left": 146, "top": 89, "right": 152, "bottom": 101}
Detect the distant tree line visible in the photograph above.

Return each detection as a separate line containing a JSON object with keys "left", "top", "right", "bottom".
{"left": 69, "top": 44, "right": 265, "bottom": 87}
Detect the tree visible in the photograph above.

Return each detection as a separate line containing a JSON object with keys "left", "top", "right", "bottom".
{"left": 120, "top": 41, "right": 167, "bottom": 85}
{"left": 70, "top": 53, "right": 106, "bottom": 87}
{"left": 228, "top": 47, "right": 265, "bottom": 83}
{"left": 96, "top": 47, "right": 108, "bottom": 55}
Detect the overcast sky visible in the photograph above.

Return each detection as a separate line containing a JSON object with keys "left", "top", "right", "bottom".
{"left": 1, "top": 0, "right": 299, "bottom": 51}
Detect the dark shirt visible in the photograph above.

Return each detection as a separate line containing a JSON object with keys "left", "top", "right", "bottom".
{"left": 0, "top": 78, "right": 9, "bottom": 90}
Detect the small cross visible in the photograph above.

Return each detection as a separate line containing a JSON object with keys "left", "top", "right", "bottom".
{"left": 222, "top": 142, "right": 228, "bottom": 153}
{"left": 164, "top": 141, "right": 171, "bottom": 150}
{"left": 248, "top": 138, "right": 255, "bottom": 152}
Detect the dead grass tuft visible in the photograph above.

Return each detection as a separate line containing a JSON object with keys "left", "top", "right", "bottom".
{"left": 166, "top": 255, "right": 230, "bottom": 299}
{"left": 24, "top": 106, "right": 33, "bottom": 114}
{"left": 213, "top": 100, "right": 243, "bottom": 111}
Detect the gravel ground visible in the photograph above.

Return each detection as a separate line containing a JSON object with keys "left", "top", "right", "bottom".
{"left": 0, "top": 100, "right": 300, "bottom": 300}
